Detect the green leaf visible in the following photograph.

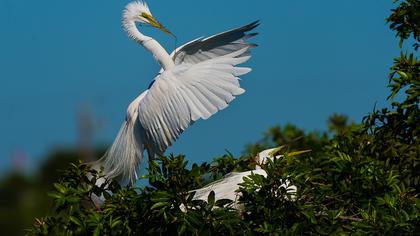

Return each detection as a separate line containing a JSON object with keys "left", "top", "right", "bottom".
{"left": 53, "top": 183, "right": 67, "bottom": 194}
{"left": 177, "top": 223, "right": 187, "bottom": 236}
{"left": 187, "top": 191, "right": 196, "bottom": 203}
{"left": 69, "top": 216, "right": 82, "bottom": 226}
{"left": 93, "top": 227, "right": 101, "bottom": 236}
{"left": 207, "top": 191, "right": 215, "bottom": 207}
{"left": 397, "top": 70, "right": 409, "bottom": 79}
{"left": 47, "top": 192, "right": 62, "bottom": 199}
{"left": 151, "top": 202, "right": 168, "bottom": 210}
{"left": 111, "top": 220, "right": 122, "bottom": 228}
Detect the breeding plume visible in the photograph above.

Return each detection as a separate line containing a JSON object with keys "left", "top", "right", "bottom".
{"left": 102, "top": 1, "right": 258, "bottom": 184}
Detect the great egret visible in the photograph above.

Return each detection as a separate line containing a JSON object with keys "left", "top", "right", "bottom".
{"left": 101, "top": 1, "right": 259, "bottom": 184}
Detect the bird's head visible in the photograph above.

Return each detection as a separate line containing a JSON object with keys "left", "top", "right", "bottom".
{"left": 123, "top": 1, "right": 173, "bottom": 36}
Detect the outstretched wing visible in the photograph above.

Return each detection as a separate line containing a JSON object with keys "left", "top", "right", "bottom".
{"left": 138, "top": 48, "right": 252, "bottom": 155}
{"left": 170, "top": 21, "right": 259, "bottom": 65}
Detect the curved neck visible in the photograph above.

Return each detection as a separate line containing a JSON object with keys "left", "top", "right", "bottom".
{"left": 124, "top": 22, "right": 175, "bottom": 71}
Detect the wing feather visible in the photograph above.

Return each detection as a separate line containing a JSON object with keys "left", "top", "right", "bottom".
{"left": 158, "top": 21, "right": 259, "bottom": 75}
{"left": 138, "top": 49, "right": 253, "bottom": 154}
{"left": 172, "top": 21, "right": 259, "bottom": 65}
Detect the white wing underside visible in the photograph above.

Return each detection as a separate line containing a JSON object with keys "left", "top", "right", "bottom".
{"left": 139, "top": 48, "right": 251, "bottom": 155}
{"left": 141, "top": 21, "right": 259, "bottom": 156}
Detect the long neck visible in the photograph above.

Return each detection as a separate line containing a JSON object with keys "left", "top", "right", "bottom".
{"left": 124, "top": 21, "right": 175, "bottom": 71}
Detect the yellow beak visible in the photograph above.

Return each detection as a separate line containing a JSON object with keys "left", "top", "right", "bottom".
{"left": 141, "top": 13, "right": 176, "bottom": 38}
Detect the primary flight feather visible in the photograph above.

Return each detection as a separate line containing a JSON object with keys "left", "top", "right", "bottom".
{"left": 101, "top": 1, "right": 259, "bottom": 184}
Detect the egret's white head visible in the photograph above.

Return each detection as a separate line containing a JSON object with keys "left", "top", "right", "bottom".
{"left": 123, "top": 1, "right": 172, "bottom": 36}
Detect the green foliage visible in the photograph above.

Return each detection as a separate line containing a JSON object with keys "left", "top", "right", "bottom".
{"left": 24, "top": 1, "right": 420, "bottom": 235}
{"left": 239, "top": 138, "right": 420, "bottom": 234}
{"left": 387, "top": 0, "right": 420, "bottom": 49}
{"left": 29, "top": 157, "right": 247, "bottom": 236}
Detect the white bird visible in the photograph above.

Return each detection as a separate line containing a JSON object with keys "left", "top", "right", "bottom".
{"left": 101, "top": 1, "right": 259, "bottom": 184}
{"left": 191, "top": 148, "right": 297, "bottom": 210}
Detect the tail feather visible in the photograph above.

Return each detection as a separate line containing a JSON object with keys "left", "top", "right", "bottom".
{"left": 99, "top": 119, "right": 144, "bottom": 185}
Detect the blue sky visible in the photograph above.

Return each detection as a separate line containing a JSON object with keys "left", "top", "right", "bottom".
{"left": 0, "top": 0, "right": 398, "bottom": 173}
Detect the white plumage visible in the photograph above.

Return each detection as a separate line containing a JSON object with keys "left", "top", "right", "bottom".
{"left": 101, "top": 1, "right": 259, "bottom": 184}
{"left": 191, "top": 148, "right": 297, "bottom": 210}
